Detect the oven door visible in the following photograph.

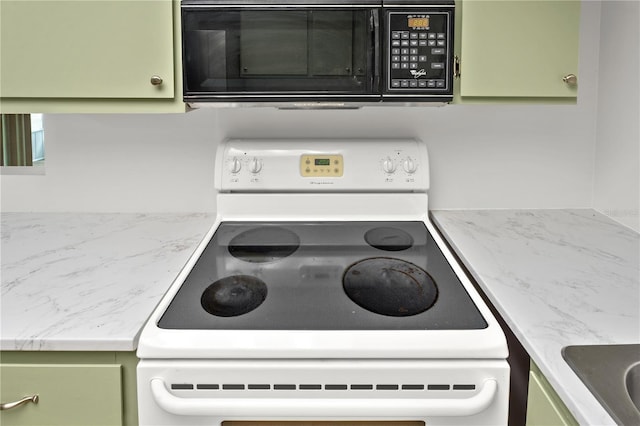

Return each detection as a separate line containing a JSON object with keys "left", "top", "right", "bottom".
{"left": 138, "top": 359, "right": 510, "bottom": 426}
{"left": 181, "top": 4, "right": 380, "bottom": 102}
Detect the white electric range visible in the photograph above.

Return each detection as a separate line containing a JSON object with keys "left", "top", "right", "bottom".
{"left": 137, "top": 139, "right": 509, "bottom": 426}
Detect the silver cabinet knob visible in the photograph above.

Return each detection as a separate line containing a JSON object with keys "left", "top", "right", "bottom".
{"left": 0, "top": 394, "right": 39, "bottom": 411}
{"left": 563, "top": 74, "right": 577, "bottom": 86}
{"left": 150, "top": 75, "right": 163, "bottom": 86}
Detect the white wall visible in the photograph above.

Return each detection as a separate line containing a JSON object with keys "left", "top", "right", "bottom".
{"left": 593, "top": 0, "right": 640, "bottom": 232}
{"left": 0, "top": 2, "right": 607, "bottom": 214}
{"left": 0, "top": 112, "right": 220, "bottom": 212}
{"left": 211, "top": 102, "right": 597, "bottom": 210}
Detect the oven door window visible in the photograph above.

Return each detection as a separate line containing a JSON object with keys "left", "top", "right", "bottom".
{"left": 182, "top": 8, "right": 376, "bottom": 95}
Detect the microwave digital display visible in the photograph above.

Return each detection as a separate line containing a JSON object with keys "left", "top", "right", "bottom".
{"left": 408, "top": 17, "right": 429, "bottom": 28}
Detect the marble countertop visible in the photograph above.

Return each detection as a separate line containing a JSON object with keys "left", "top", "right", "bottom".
{"left": 1, "top": 213, "right": 215, "bottom": 351}
{"left": 3, "top": 209, "right": 638, "bottom": 424}
{"left": 431, "top": 209, "right": 639, "bottom": 426}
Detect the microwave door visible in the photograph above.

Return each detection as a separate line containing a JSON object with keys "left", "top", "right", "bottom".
{"left": 182, "top": 7, "right": 381, "bottom": 102}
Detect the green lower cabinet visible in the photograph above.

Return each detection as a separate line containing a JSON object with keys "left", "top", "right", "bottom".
{"left": 0, "top": 352, "right": 138, "bottom": 426}
{"left": 526, "top": 362, "right": 578, "bottom": 426}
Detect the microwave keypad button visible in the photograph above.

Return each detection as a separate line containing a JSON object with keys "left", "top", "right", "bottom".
{"left": 401, "top": 40, "right": 410, "bottom": 46}
{"left": 431, "top": 63, "right": 445, "bottom": 70}
{"left": 401, "top": 48, "right": 409, "bottom": 55}
{"left": 410, "top": 63, "right": 418, "bottom": 69}
{"left": 410, "top": 80, "right": 418, "bottom": 88}
{"left": 410, "top": 33, "right": 419, "bottom": 39}
{"left": 427, "top": 80, "right": 436, "bottom": 88}
{"left": 392, "top": 63, "right": 400, "bottom": 69}
{"left": 401, "top": 63, "right": 409, "bottom": 69}
{"left": 392, "top": 55, "right": 400, "bottom": 62}
{"left": 428, "top": 40, "right": 436, "bottom": 47}
{"left": 410, "top": 56, "right": 418, "bottom": 62}
{"left": 410, "top": 40, "right": 419, "bottom": 47}
{"left": 410, "top": 48, "right": 418, "bottom": 55}
{"left": 419, "top": 33, "right": 428, "bottom": 39}
{"left": 392, "top": 40, "right": 401, "bottom": 47}
{"left": 401, "top": 80, "right": 410, "bottom": 87}
{"left": 437, "top": 40, "right": 446, "bottom": 47}
{"left": 401, "top": 55, "right": 409, "bottom": 62}
{"left": 418, "top": 80, "right": 427, "bottom": 88}
{"left": 437, "top": 33, "right": 446, "bottom": 39}
{"left": 428, "top": 33, "right": 437, "bottom": 39}
{"left": 419, "top": 55, "right": 427, "bottom": 62}
{"left": 392, "top": 48, "right": 400, "bottom": 55}
{"left": 392, "top": 32, "right": 402, "bottom": 39}
{"left": 436, "top": 80, "right": 445, "bottom": 88}
{"left": 401, "top": 32, "right": 410, "bottom": 39}
{"left": 392, "top": 80, "right": 401, "bottom": 88}
{"left": 419, "top": 40, "right": 428, "bottom": 47}
{"left": 431, "top": 48, "right": 445, "bottom": 55}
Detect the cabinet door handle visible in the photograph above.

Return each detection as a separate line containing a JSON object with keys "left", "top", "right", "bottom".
{"left": 0, "top": 394, "right": 39, "bottom": 411}
{"left": 150, "top": 75, "right": 163, "bottom": 86}
{"left": 563, "top": 74, "right": 577, "bottom": 85}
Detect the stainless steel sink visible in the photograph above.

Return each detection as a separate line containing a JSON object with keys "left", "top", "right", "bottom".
{"left": 627, "top": 362, "right": 640, "bottom": 413}
{"left": 563, "top": 344, "right": 640, "bottom": 425}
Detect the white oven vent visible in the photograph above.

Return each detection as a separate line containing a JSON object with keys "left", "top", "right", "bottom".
{"left": 170, "top": 383, "right": 477, "bottom": 392}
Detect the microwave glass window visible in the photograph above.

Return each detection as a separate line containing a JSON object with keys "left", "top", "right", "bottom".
{"left": 182, "top": 8, "right": 375, "bottom": 94}
{"left": 240, "top": 11, "right": 308, "bottom": 76}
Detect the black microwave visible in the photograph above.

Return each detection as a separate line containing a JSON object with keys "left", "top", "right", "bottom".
{"left": 182, "top": 0, "right": 455, "bottom": 105}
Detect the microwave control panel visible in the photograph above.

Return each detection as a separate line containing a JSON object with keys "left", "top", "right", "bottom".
{"left": 386, "top": 10, "right": 453, "bottom": 96}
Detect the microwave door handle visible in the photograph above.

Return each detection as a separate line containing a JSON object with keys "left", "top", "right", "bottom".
{"left": 371, "top": 9, "right": 380, "bottom": 91}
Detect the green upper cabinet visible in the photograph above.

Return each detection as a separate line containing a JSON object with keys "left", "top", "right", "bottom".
{"left": 457, "top": 0, "right": 580, "bottom": 101}
{"left": 0, "top": 0, "right": 184, "bottom": 113}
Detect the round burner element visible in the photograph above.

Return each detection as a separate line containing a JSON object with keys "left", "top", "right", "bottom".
{"left": 228, "top": 226, "right": 300, "bottom": 263}
{"left": 343, "top": 258, "right": 437, "bottom": 317}
{"left": 201, "top": 275, "right": 267, "bottom": 317}
{"left": 365, "top": 227, "right": 414, "bottom": 251}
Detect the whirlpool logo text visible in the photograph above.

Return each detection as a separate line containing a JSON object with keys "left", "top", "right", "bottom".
{"left": 410, "top": 69, "right": 427, "bottom": 79}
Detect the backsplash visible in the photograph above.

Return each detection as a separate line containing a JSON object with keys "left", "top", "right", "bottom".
{"left": 1, "top": 1, "right": 637, "bottom": 234}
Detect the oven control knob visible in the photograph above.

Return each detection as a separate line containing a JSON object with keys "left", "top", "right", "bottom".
{"left": 228, "top": 157, "right": 242, "bottom": 174}
{"left": 249, "top": 157, "right": 263, "bottom": 174}
{"left": 403, "top": 157, "right": 418, "bottom": 174}
{"left": 382, "top": 157, "right": 397, "bottom": 174}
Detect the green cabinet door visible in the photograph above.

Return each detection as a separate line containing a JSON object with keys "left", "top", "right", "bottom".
{"left": 0, "top": 364, "right": 122, "bottom": 426}
{"left": 0, "top": 0, "right": 174, "bottom": 100}
{"left": 526, "top": 362, "right": 578, "bottom": 426}
{"left": 459, "top": 0, "right": 580, "bottom": 99}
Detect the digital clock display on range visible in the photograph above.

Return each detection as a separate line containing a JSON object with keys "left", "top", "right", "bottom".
{"left": 314, "top": 159, "right": 331, "bottom": 166}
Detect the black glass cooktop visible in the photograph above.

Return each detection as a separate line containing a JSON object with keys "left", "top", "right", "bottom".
{"left": 158, "top": 221, "right": 487, "bottom": 330}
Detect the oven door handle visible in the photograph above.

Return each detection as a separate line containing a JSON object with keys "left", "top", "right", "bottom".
{"left": 150, "top": 378, "right": 498, "bottom": 419}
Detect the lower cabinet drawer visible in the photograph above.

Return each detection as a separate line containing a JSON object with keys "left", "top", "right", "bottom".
{"left": 1, "top": 364, "right": 122, "bottom": 426}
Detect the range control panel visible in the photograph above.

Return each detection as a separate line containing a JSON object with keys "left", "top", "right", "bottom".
{"left": 216, "top": 139, "right": 430, "bottom": 192}
{"left": 386, "top": 9, "right": 453, "bottom": 96}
